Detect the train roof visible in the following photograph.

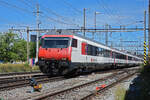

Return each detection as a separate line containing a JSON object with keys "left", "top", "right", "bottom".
{"left": 45, "top": 29, "right": 143, "bottom": 60}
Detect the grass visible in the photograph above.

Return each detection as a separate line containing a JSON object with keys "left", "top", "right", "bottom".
{"left": 115, "top": 85, "right": 126, "bottom": 100}
{"left": 0, "top": 63, "right": 39, "bottom": 73}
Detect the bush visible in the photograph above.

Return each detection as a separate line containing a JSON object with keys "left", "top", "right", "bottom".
{"left": 0, "top": 64, "right": 39, "bottom": 73}
{"left": 115, "top": 85, "right": 126, "bottom": 100}
{"left": 140, "top": 63, "right": 150, "bottom": 76}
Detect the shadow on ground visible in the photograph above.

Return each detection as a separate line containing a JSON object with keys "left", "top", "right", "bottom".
{"left": 125, "top": 65, "right": 150, "bottom": 100}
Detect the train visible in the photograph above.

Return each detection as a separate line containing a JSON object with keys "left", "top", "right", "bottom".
{"left": 37, "top": 30, "right": 143, "bottom": 76}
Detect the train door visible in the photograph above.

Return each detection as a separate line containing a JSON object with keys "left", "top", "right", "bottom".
{"left": 81, "top": 42, "right": 87, "bottom": 55}
{"left": 71, "top": 38, "right": 80, "bottom": 62}
{"left": 81, "top": 42, "right": 87, "bottom": 62}
{"left": 112, "top": 52, "right": 116, "bottom": 66}
{"left": 126, "top": 55, "right": 128, "bottom": 64}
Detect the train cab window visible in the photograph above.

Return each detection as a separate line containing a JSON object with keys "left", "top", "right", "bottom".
{"left": 71, "top": 38, "right": 77, "bottom": 48}
{"left": 128, "top": 56, "right": 132, "bottom": 60}
{"left": 42, "top": 37, "right": 69, "bottom": 48}
{"left": 40, "top": 38, "right": 44, "bottom": 46}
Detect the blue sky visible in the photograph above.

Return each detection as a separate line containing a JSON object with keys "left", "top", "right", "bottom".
{"left": 0, "top": 0, "right": 147, "bottom": 29}
{"left": 0, "top": 0, "right": 148, "bottom": 54}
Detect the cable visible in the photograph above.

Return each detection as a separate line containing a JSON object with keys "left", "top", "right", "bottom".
{"left": 0, "top": 0, "right": 32, "bottom": 14}
{"left": 41, "top": 13, "right": 79, "bottom": 27}
{"left": 96, "top": 0, "right": 122, "bottom": 25}
{"left": 100, "top": 0, "right": 139, "bottom": 27}
{"left": 21, "top": 0, "right": 80, "bottom": 28}
{"left": 96, "top": 0, "right": 114, "bottom": 22}
{"left": 18, "top": 0, "right": 34, "bottom": 9}
{"left": 39, "top": 4, "right": 79, "bottom": 27}
{"left": 61, "top": 0, "right": 82, "bottom": 14}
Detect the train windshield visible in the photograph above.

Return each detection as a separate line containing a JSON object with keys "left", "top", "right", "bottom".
{"left": 42, "top": 37, "right": 70, "bottom": 48}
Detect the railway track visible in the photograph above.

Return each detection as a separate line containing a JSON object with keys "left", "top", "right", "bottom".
{"left": 0, "top": 69, "right": 115, "bottom": 92}
{"left": 0, "top": 71, "right": 41, "bottom": 77}
{"left": 0, "top": 68, "right": 114, "bottom": 92}
{"left": 24, "top": 68, "right": 138, "bottom": 100}
{"left": 0, "top": 71, "right": 43, "bottom": 82}
{"left": 0, "top": 72, "right": 65, "bottom": 91}
{"left": 0, "top": 76, "right": 64, "bottom": 91}
{"left": 81, "top": 72, "right": 135, "bottom": 100}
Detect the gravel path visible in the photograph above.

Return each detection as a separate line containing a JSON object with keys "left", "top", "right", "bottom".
{"left": 93, "top": 74, "right": 138, "bottom": 100}
{"left": 0, "top": 72, "right": 113, "bottom": 100}
{"left": 51, "top": 71, "right": 128, "bottom": 100}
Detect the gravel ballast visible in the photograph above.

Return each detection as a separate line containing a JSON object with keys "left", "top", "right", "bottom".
{"left": 93, "top": 74, "right": 138, "bottom": 100}
{"left": 0, "top": 72, "right": 113, "bottom": 100}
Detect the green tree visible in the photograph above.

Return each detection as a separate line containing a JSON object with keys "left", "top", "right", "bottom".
{"left": 12, "top": 39, "right": 27, "bottom": 61}
{"left": 0, "top": 32, "right": 36, "bottom": 62}
{"left": 0, "top": 32, "right": 17, "bottom": 62}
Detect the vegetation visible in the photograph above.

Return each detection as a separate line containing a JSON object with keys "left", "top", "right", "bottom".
{"left": 0, "top": 32, "right": 38, "bottom": 73}
{"left": 0, "top": 64, "right": 39, "bottom": 73}
{"left": 115, "top": 64, "right": 150, "bottom": 100}
{"left": 125, "top": 63, "right": 150, "bottom": 100}
{"left": 139, "top": 62, "right": 150, "bottom": 76}
{"left": 115, "top": 85, "right": 126, "bottom": 100}
{"left": 0, "top": 32, "right": 36, "bottom": 63}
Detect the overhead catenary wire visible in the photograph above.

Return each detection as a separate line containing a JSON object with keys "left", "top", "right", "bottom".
{"left": 99, "top": 0, "right": 139, "bottom": 27}
{"left": 0, "top": 0, "right": 79, "bottom": 28}
{"left": 96, "top": 0, "right": 122, "bottom": 25}
{"left": 60, "top": 0, "right": 83, "bottom": 27}
{"left": 0, "top": 0, "right": 32, "bottom": 14}
{"left": 19, "top": 0, "right": 80, "bottom": 28}
{"left": 18, "top": 0, "right": 71, "bottom": 25}
{"left": 38, "top": 4, "right": 80, "bottom": 28}
{"left": 0, "top": 0, "right": 35, "bottom": 30}
{"left": 101, "top": 0, "right": 123, "bottom": 25}
{"left": 62, "top": 0, "right": 82, "bottom": 14}
{"left": 18, "top": 0, "right": 34, "bottom": 9}
{"left": 41, "top": 13, "right": 79, "bottom": 27}
{"left": 21, "top": 0, "right": 81, "bottom": 27}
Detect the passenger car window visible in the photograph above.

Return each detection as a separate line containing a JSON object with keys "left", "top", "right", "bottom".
{"left": 71, "top": 38, "right": 77, "bottom": 48}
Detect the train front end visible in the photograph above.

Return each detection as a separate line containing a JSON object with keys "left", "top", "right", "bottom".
{"left": 38, "top": 35, "right": 72, "bottom": 76}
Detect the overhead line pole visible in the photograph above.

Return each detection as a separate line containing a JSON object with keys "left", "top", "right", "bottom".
{"left": 83, "top": 8, "right": 86, "bottom": 36}
{"left": 144, "top": 10, "right": 147, "bottom": 65}
{"left": 105, "top": 24, "right": 108, "bottom": 46}
{"left": 35, "top": 4, "right": 41, "bottom": 62}
{"left": 148, "top": 0, "right": 150, "bottom": 64}
{"left": 93, "top": 12, "right": 100, "bottom": 39}
{"left": 144, "top": 10, "right": 146, "bottom": 42}
{"left": 93, "top": 12, "right": 97, "bottom": 39}
{"left": 94, "top": 12, "right": 97, "bottom": 31}
{"left": 27, "top": 27, "right": 30, "bottom": 64}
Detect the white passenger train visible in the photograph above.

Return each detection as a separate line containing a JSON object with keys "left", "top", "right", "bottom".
{"left": 38, "top": 30, "right": 143, "bottom": 75}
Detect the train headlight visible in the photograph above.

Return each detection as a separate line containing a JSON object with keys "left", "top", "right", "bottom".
{"left": 62, "top": 58, "right": 67, "bottom": 60}
{"left": 40, "top": 58, "right": 45, "bottom": 60}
